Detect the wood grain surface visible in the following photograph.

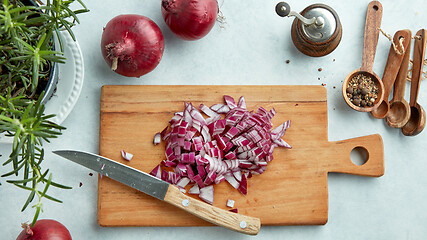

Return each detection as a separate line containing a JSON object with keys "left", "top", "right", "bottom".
{"left": 98, "top": 85, "right": 384, "bottom": 226}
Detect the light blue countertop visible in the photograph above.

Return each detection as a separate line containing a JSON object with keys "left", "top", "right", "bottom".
{"left": 2, "top": 0, "right": 427, "bottom": 239}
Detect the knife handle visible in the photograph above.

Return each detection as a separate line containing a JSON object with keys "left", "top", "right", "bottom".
{"left": 164, "top": 185, "right": 261, "bottom": 235}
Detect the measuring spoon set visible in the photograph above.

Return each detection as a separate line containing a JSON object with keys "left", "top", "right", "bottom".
{"left": 371, "top": 29, "right": 426, "bottom": 136}
{"left": 341, "top": 5, "right": 425, "bottom": 137}
{"left": 342, "top": 1, "right": 426, "bottom": 136}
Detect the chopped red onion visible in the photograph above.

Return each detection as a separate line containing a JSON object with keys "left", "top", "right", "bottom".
{"left": 165, "top": 147, "right": 174, "bottom": 160}
{"left": 229, "top": 208, "right": 238, "bottom": 213}
{"left": 223, "top": 141, "right": 234, "bottom": 152}
{"left": 150, "top": 164, "right": 162, "bottom": 178}
{"left": 203, "top": 171, "right": 216, "bottom": 185}
{"left": 232, "top": 135, "right": 250, "bottom": 147}
{"left": 226, "top": 199, "right": 235, "bottom": 208}
{"left": 193, "top": 174, "right": 204, "bottom": 187}
{"left": 271, "top": 120, "right": 291, "bottom": 136}
{"left": 232, "top": 170, "right": 242, "bottom": 182}
{"left": 199, "top": 104, "right": 219, "bottom": 117}
{"left": 121, "top": 150, "right": 133, "bottom": 161}
{"left": 176, "top": 177, "right": 191, "bottom": 188}
{"left": 160, "top": 126, "right": 169, "bottom": 140}
{"left": 223, "top": 95, "right": 237, "bottom": 109}
{"left": 174, "top": 146, "right": 181, "bottom": 156}
{"left": 169, "top": 113, "right": 182, "bottom": 124}
{"left": 188, "top": 184, "right": 200, "bottom": 194}
{"left": 224, "top": 126, "right": 239, "bottom": 140}
{"left": 237, "top": 174, "right": 247, "bottom": 195}
{"left": 237, "top": 96, "right": 247, "bottom": 109}
{"left": 168, "top": 172, "right": 181, "bottom": 184}
{"left": 223, "top": 159, "right": 239, "bottom": 170}
{"left": 199, "top": 185, "right": 214, "bottom": 205}
{"left": 162, "top": 159, "right": 177, "bottom": 167}
{"left": 205, "top": 115, "right": 221, "bottom": 125}
{"left": 214, "top": 174, "right": 225, "bottom": 184}
{"left": 224, "top": 151, "right": 236, "bottom": 160}
{"left": 197, "top": 165, "right": 206, "bottom": 178}
{"left": 153, "top": 132, "right": 161, "bottom": 145}
{"left": 238, "top": 160, "right": 253, "bottom": 169}
{"left": 186, "top": 165, "right": 195, "bottom": 180}
{"left": 210, "top": 103, "right": 230, "bottom": 114}
{"left": 161, "top": 170, "right": 168, "bottom": 182}
{"left": 274, "top": 139, "right": 291, "bottom": 148}
{"left": 184, "top": 127, "right": 197, "bottom": 140}
{"left": 224, "top": 172, "right": 240, "bottom": 189}
{"left": 201, "top": 125, "right": 211, "bottom": 142}
{"left": 174, "top": 163, "right": 187, "bottom": 175}
{"left": 196, "top": 156, "right": 209, "bottom": 165}
{"left": 150, "top": 95, "right": 291, "bottom": 205}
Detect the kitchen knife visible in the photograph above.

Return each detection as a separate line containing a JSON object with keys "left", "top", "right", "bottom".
{"left": 53, "top": 150, "right": 260, "bottom": 235}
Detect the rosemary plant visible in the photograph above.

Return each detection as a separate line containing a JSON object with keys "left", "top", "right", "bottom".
{"left": 0, "top": 0, "right": 88, "bottom": 226}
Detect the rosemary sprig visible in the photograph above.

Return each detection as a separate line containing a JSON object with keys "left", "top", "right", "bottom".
{"left": 1, "top": 0, "right": 88, "bottom": 99}
{"left": 1, "top": 0, "right": 88, "bottom": 226}
{"left": 0, "top": 91, "right": 69, "bottom": 226}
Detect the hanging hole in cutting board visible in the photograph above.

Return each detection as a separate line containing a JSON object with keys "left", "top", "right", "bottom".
{"left": 350, "top": 147, "right": 369, "bottom": 166}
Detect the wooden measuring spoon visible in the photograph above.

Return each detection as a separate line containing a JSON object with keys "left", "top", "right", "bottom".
{"left": 371, "top": 30, "right": 411, "bottom": 119}
{"left": 386, "top": 30, "right": 412, "bottom": 128}
{"left": 343, "top": 1, "right": 384, "bottom": 112}
{"left": 402, "top": 29, "right": 427, "bottom": 136}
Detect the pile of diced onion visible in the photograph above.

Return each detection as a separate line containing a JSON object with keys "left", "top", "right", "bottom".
{"left": 150, "top": 95, "right": 291, "bottom": 205}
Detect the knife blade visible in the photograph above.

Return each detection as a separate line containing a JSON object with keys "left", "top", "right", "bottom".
{"left": 53, "top": 150, "right": 260, "bottom": 235}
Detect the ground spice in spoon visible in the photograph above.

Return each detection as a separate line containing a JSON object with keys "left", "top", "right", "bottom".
{"left": 346, "top": 74, "right": 379, "bottom": 107}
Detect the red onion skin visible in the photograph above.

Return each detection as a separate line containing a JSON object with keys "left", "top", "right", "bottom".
{"left": 161, "top": 0, "right": 218, "bottom": 40}
{"left": 16, "top": 219, "right": 72, "bottom": 240}
{"left": 101, "top": 14, "right": 165, "bottom": 77}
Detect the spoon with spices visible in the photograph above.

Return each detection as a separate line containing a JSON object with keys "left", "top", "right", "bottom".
{"left": 371, "top": 30, "right": 411, "bottom": 119}
{"left": 402, "top": 29, "right": 427, "bottom": 136}
{"left": 343, "top": 1, "right": 384, "bottom": 112}
{"left": 386, "top": 30, "right": 412, "bottom": 128}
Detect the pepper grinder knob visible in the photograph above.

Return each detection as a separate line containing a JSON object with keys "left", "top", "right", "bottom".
{"left": 276, "top": 2, "right": 342, "bottom": 57}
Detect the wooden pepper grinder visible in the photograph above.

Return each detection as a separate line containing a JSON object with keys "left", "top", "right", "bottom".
{"left": 276, "top": 2, "right": 342, "bottom": 57}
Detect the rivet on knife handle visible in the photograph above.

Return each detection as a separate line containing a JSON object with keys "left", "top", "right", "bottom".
{"left": 164, "top": 186, "right": 261, "bottom": 235}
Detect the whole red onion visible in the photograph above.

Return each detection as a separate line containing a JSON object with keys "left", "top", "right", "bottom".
{"left": 16, "top": 219, "right": 72, "bottom": 240}
{"left": 161, "top": 0, "right": 218, "bottom": 40}
{"left": 101, "top": 14, "right": 165, "bottom": 78}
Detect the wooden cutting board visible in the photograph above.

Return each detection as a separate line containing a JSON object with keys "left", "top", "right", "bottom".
{"left": 98, "top": 85, "right": 384, "bottom": 226}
